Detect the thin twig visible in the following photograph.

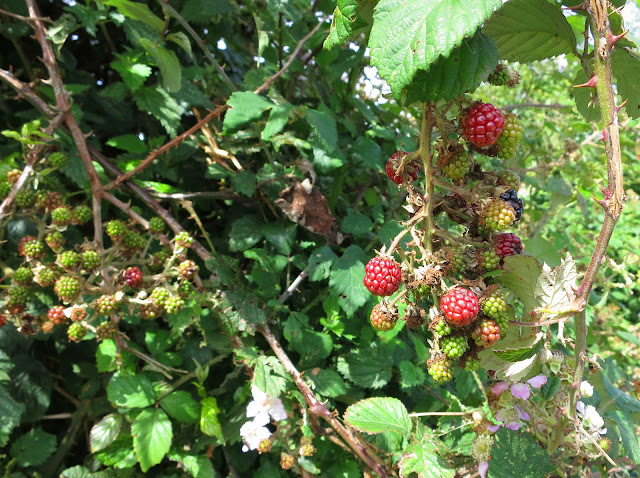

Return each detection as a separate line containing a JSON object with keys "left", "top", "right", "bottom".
{"left": 279, "top": 266, "right": 309, "bottom": 303}
{"left": 409, "top": 411, "right": 475, "bottom": 417}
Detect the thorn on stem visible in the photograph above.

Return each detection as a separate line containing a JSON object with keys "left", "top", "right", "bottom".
{"left": 573, "top": 76, "right": 597, "bottom": 88}
{"left": 615, "top": 99, "right": 628, "bottom": 114}
{"left": 606, "top": 30, "right": 628, "bottom": 49}
{"left": 598, "top": 129, "right": 608, "bottom": 142}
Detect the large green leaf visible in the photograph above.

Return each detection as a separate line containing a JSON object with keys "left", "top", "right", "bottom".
{"left": 133, "top": 85, "right": 183, "bottom": 137}
{"left": 90, "top": 414, "right": 123, "bottom": 453}
{"left": 344, "top": 397, "right": 412, "bottom": 435}
{"left": 488, "top": 428, "right": 553, "bottom": 477}
{"left": 223, "top": 91, "right": 274, "bottom": 132}
{"left": 161, "top": 391, "right": 201, "bottom": 424}
{"left": 329, "top": 244, "right": 368, "bottom": 316}
{"left": 337, "top": 348, "right": 393, "bottom": 389}
{"left": 106, "top": 371, "right": 157, "bottom": 408}
{"left": 132, "top": 408, "right": 173, "bottom": 472}
{"left": 140, "top": 39, "right": 182, "bottom": 93}
{"left": 601, "top": 373, "right": 640, "bottom": 413}
{"left": 102, "top": 0, "right": 164, "bottom": 33}
{"left": 404, "top": 32, "right": 498, "bottom": 104}
{"left": 369, "top": 0, "right": 501, "bottom": 100}
{"left": 483, "top": 0, "right": 576, "bottom": 62}
{"left": 305, "top": 368, "right": 348, "bottom": 397}
{"left": 324, "top": 0, "right": 376, "bottom": 50}
{"left": 612, "top": 49, "right": 640, "bottom": 119}
{"left": 496, "top": 255, "right": 541, "bottom": 319}
{"left": 606, "top": 410, "right": 640, "bottom": 464}
{"left": 398, "top": 425, "right": 454, "bottom": 478}
{"left": 0, "top": 385, "right": 24, "bottom": 447}
{"left": 10, "top": 428, "right": 57, "bottom": 467}
{"left": 200, "top": 397, "right": 224, "bottom": 441}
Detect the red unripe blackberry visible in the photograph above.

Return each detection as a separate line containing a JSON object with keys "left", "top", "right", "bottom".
{"left": 472, "top": 319, "right": 501, "bottom": 347}
{"left": 440, "top": 287, "right": 479, "bottom": 327}
{"left": 42, "top": 191, "right": 64, "bottom": 212}
{"left": 123, "top": 266, "right": 143, "bottom": 288}
{"left": 96, "top": 321, "right": 117, "bottom": 340}
{"left": 464, "top": 103, "right": 505, "bottom": 147}
{"left": 177, "top": 260, "right": 199, "bottom": 280}
{"left": 363, "top": 257, "right": 402, "bottom": 296}
{"left": 370, "top": 303, "right": 398, "bottom": 331}
{"left": 494, "top": 233, "right": 523, "bottom": 259}
{"left": 54, "top": 276, "right": 81, "bottom": 302}
{"left": 48, "top": 305, "right": 67, "bottom": 324}
{"left": 385, "top": 151, "right": 420, "bottom": 185}
{"left": 51, "top": 207, "right": 73, "bottom": 227}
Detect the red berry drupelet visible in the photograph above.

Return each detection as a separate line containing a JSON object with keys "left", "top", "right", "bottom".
{"left": 464, "top": 103, "right": 505, "bottom": 147}
{"left": 370, "top": 303, "right": 398, "bottom": 331}
{"left": 123, "top": 266, "right": 143, "bottom": 288}
{"left": 494, "top": 233, "right": 523, "bottom": 260}
{"left": 177, "top": 260, "right": 199, "bottom": 280}
{"left": 472, "top": 319, "right": 501, "bottom": 347}
{"left": 363, "top": 256, "right": 402, "bottom": 296}
{"left": 48, "top": 305, "right": 67, "bottom": 324}
{"left": 385, "top": 151, "right": 420, "bottom": 185}
{"left": 440, "top": 287, "right": 479, "bottom": 327}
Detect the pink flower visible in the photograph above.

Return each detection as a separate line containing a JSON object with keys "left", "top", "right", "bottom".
{"left": 492, "top": 375, "right": 547, "bottom": 400}
{"left": 478, "top": 461, "right": 489, "bottom": 478}
{"left": 488, "top": 404, "right": 530, "bottom": 432}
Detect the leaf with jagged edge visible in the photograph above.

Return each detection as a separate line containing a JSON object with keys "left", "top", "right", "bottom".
{"left": 534, "top": 252, "right": 577, "bottom": 319}
{"left": 398, "top": 422, "right": 455, "bottom": 478}
{"left": 369, "top": 0, "right": 501, "bottom": 102}
{"left": 344, "top": 397, "right": 412, "bottom": 435}
{"left": 493, "top": 331, "right": 544, "bottom": 363}
{"left": 482, "top": 0, "right": 576, "bottom": 62}
{"left": 496, "top": 255, "right": 541, "bottom": 320}
{"left": 324, "top": 0, "right": 377, "bottom": 50}
{"left": 612, "top": 49, "right": 640, "bottom": 119}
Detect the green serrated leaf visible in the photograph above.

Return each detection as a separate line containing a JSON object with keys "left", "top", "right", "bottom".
{"left": 262, "top": 104, "right": 292, "bottom": 141}
{"left": 200, "top": 397, "right": 224, "bottom": 441}
{"left": 601, "top": 373, "right": 640, "bottom": 413}
{"left": 161, "top": 391, "right": 201, "bottom": 423}
{"left": 168, "top": 452, "right": 215, "bottom": 478}
{"left": 254, "top": 356, "right": 288, "bottom": 397}
{"left": 534, "top": 252, "right": 577, "bottom": 318}
{"left": 612, "top": 49, "right": 640, "bottom": 119}
{"left": 139, "top": 39, "right": 182, "bottom": 92}
{"left": 103, "top": 0, "right": 164, "bottom": 33}
{"left": 405, "top": 33, "right": 499, "bottom": 104}
{"left": 496, "top": 255, "right": 541, "bottom": 319}
{"left": 106, "top": 371, "right": 157, "bottom": 408}
{"left": 493, "top": 333, "right": 543, "bottom": 362}
{"left": 398, "top": 433, "right": 454, "bottom": 478}
{"left": 305, "top": 368, "right": 348, "bottom": 397}
{"left": 340, "top": 209, "right": 374, "bottom": 236}
{"left": 90, "top": 414, "right": 123, "bottom": 453}
{"left": 323, "top": 0, "right": 376, "bottom": 50}
{"left": 308, "top": 246, "right": 338, "bottom": 281}
{"left": 230, "top": 170, "right": 257, "bottom": 197}
{"left": 369, "top": 0, "right": 501, "bottom": 101}
{"left": 111, "top": 55, "right": 152, "bottom": 92}
{"left": 306, "top": 106, "right": 343, "bottom": 158}
{"left": 166, "top": 32, "right": 193, "bottom": 58}
{"left": 606, "top": 410, "right": 640, "bottom": 464}
{"left": 483, "top": 0, "right": 576, "bottom": 62}
{"left": 488, "top": 428, "right": 553, "bottom": 477}
{"left": 344, "top": 397, "right": 412, "bottom": 435}
{"left": 134, "top": 85, "right": 183, "bottom": 136}
{"left": 223, "top": 91, "right": 274, "bottom": 132}
{"left": 398, "top": 360, "right": 426, "bottom": 389}
{"left": 132, "top": 408, "right": 172, "bottom": 472}
{"left": 0, "top": 385, "right": 24, "bottom": 447}
{"left": 94, "top": 434, "right": 137, "bottom": 468}
{"left": 329, "top": 245, "right": 368, "bottom": 316}
{"left": 10, "top": 428, "right": 56, "bottom": 467}
{"left": 106, "top": 133, "right": 148, "bottom": 153}
{"left": 337, "top": 348, "right": 393, "bottom": 389}
{"left": 229, "top": 215, "right": 264, "bottom": 252}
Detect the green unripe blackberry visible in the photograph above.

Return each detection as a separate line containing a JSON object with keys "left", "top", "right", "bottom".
{"left": 54, "top": 275, "right": 81, "bottom": 302}
{"left": 428, "top": 356, "right": 454, "bottom": 383}
{"left": 21, "top": 239, "right": 45, "bottom": 259}
{"left": 442, "top": 335, "right": 469, "bottom": 359}
{"left": 73, "top": 205, "right": 92, "bottom": 224}
{"left": 122, "top": 230, "right": 145, "bottom": 250}
{"left": 67, "top": 322, "right": 87, "bottom": 342}
{"left": 481, "top": 289, "right": 507, "bottom": 319}
{"left": 164, "top": 296, "right": 185, "bottom": 314}
{"left": 48, "top": 152, "right": 68, "bottom": 169}
{"left": 7, "top": 169, "right": 20, "bottom": 184}
{"left": 7, "top": 286, "right": 30, "bottom": 307}
{"left": 106, "top": 220, "right": 126, "bottom": 240}
{"left": 177, "top": 260, "right": 199, "bottom": 280}
{"left": 441, "top": 152, "right": 474, "bottom": 180}
{"left": 495, "top": 311, "right": 511, "bottom": 334}
{"left": 480, "top": 249, "right": 500, "bottom": 271}
{"left": 95, "top": 295, "right": 118, "bottom": 315}
{"left": 496, "top": 114, "right": 524, "bottom": 160}
{"left": 15, "top": 190, "right": 36, "bottom": 208}
{"left": 0, "top": 180, "right": 11, "bottom": 198}
{"left": 131, "top": 206, "right": 143, "bottom": 216}
{"left": 139, "top": 304, "right": 163, "bottom": 320}
{"left": 35, "top": 267, "right": 57, "bottom": 286}
{"left": 96, "top": 321, "right": 117, "bottom": 340}
{"left": 14, "top": 267, "right": 34, "bottom": 285}
{"left": 150, "top": 287, "right": 170, "bottom": 307}
{"left": 496, "top": 170, "right": 520, "bottom": 191}
{"left": 51, "top": 207, "right": 73, "bottom": 227}
{"left": 463, "top": 357, "right": 480, "bottom": 372}
{"left": 481, "top": 199, "right": 516, "bottom": 232}
{"left": 59, "top": 250, "right": 80, "bottom": 269}
{"left": 45, "top": 231, "right": 65, "bottom": 250}
{"left": 488, "top": 63, "right": 510, "bottom": 86}
{"left": 433, "top": 319, "right": 452, "bottom": 336}
{"left": 177, "top": 281, "right": 194, "bottom": 298}
{"left": 175, "top": 232, "right": 193, "bottom": 248}
{"left": 80, "top": 250, "right": 100, "bottom": 271}
{"left": 149, "top": 217, "right": 165, "bottom": 233}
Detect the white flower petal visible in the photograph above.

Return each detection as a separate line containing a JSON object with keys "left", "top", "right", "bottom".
{"left": 251, "top": 385, "right": 269, "bottom": 404}
{"left": 269, "top": 398, "right": 288, "bottom": 421}
{"left": 580, "top": 381, "right": 594, "bottom": 398}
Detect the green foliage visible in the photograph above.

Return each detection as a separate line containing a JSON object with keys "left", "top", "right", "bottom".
{"left": 488, "top": 429, "right": 553, "bottom": 478}
{"left": 344, "top": 397, "right": 412, "bottom": 434}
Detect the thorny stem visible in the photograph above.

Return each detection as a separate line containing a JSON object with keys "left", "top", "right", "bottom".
{"left": 420, "top": 103, "right": 436, "bottom": 254}
{"left": 568, "top": 0, "right": 626, "bottom": 417}
{"left": 433, "top": 229, "right": 484, "bottom": 247}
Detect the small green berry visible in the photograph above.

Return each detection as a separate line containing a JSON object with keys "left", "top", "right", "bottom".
{"left": 67, "top": 322, "right": 87, "bottom": 342}
{"left": 45, "top": 231, "right": 65, "bottom": 251}
{"left": 51, "top": 207, "right": 73, "bottom": 227}
{"left": 15, "top": 190, "right": 36, "bottom": 208}
{"left": 80, "top": 250, "right": 100, "bottom": 271}
{"left": 73, "top": 205, "right": 92, "bottom": 225}
{"left": 175, "top": 232, "right": 193, "bottom": 248}
{"left": 106, "top": 220, "right": 126, "bottom": 240}
{"left": 441, "top": 335, "right": 469, "bottom": 359}
{"left": 59, "top": 250, "right": 80, "bottom": 269}
{"left": 149, "top": 217, "right": 165, "bottom": 233}
{"left": 48, "top": 152, "right": 68, "bottom": 169}
{"left": 14, "top": 267, "right": 34, "bottom": 285}
{"left": 54, "top": 276, "right": 81, "bottom": 302}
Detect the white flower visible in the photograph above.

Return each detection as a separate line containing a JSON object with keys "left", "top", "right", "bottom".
{"left": 580, "top": 381, "right": 594, "bottom": 398}
{"left": 246, "top": 386, "right": 288, "bottom": 423}
{"left": 577, "top": 401, "right": 607, "bottom": 436}
{"left": 239, "top": 419, "right": 272, "bottom": 452}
